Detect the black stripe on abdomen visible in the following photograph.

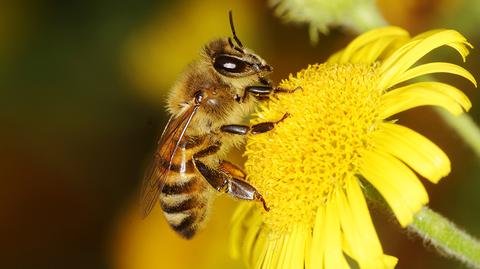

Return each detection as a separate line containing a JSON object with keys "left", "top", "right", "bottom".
{"left": 161, "top": 176, "right": 201, "bottom": 195}
{"left": 171, "top": 214, "right": 196, "bottom": 231}
{"left": 160, "top": 197, "right": 202, "bottom": 213}
{"left": 170, "top": 212, "right": 206, "bottom": 239}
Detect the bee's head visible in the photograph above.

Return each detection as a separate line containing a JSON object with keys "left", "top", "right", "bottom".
{"left": 205, "top": 40, "right": 272, "bottom": 78}
{"left": 203, "top": 12, "right": 272, "bottom": 80}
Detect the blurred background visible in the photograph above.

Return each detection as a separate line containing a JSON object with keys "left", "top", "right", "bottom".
{"left": 0, "top": 0, "right": 478, "bottom": 269}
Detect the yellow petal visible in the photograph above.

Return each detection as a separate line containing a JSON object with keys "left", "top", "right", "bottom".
{"left": 332, "top": 27, "right": 409, "bottom": 64}
{"left": 348, "top": 36, "right": 409, "bottom": 64}
{"left": 230, "top": 203, "right": 253, "bottom": 258}
{"left": 338, "top": 178, "right": 389, "bottom": 269}
{"left": 379, "top": 30, "right": 471, "bottom": 89}
{"left": 260, "top": 236, "right": 281, "bottom": 269}
{"left": 252, "top": 228, "right": 271, "bottom": 269}
{"left": 360, "top": 150, "right": 429, "bottom": 226}
{"left": 282, "top": 228, "right": 299, "bottom": 269}
{"left": 288, "top": 226, "right": 308, "bottom": 269}
{"left": 270, "top": 234, "right": 286, "bottom": 269}
{"left": 374, "top": 123, "right": 450, "bottom": 183}
{"left": 383, "top": 256, "right": 398, "bottom": 268}
{"left": 376, "top": 40, "right": 421, "bottom": 77}
{"left": 310, "top": 206, "right": 326, "bottom": 269}
{"left": 324, "top": 195, "right": 350, "bottom": 269}
{"left": 327, "top": 50, "right": 343, "bottom": 64}
{"left": 242, "top": 210, "right": 264, "bottom": 266}
{"left": 277, "top": 232, "right": 295, "bottom": 269}
{"left": 380, "top": 82, "right": 472, "bottom": 118}
{"left": 391, "top": 62, "right": 477, "bottom": 87}
{"left": 304, "top": 232, "right": 313, "bottom": 269}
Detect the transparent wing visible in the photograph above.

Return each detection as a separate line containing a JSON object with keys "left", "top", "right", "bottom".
{"left": 140, "top": 103, "right": 200, "bottom": 218}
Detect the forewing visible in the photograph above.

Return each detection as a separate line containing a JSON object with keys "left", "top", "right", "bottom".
{"left": 140, "top": 104, "right": 200, "bottom": 218}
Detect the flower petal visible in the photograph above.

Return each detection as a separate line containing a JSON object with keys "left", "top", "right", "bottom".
{"left": 310, "top": 206, "right": 326, "bottom": 268}
{"left": 380, "top": 82, "right": 472, "bottom": 118}
{"left": 288, "top": 226, "right": 308, "bottom": 269}
{"left": 330, "top": 27, "right": 409, "bottom": 64}
{"left": 277, "top": 228, "right": 309, "bottom": 269}
{"left": 275, "top": 232, "right": 291, "bottom": 269}
{"left": 391, "top": 62, "right": 477, "bottom": 87}
{"left": 256, "top": 237, "right": 274, "bottom": 269}
{"left": 252, "top": 232, "right": 268, "bottom": 269}
{"left": 268, "top": 237, "right": 284, "bottom": 269}
{"left": 375, "top": 39, "right": 420, "bottom": 76}
{"left": 338, "top": 178, "right": 393, "bottom": 269}
{"left": 230, "top": 203, "right": 254, "bottom": 258}
{"left": 374, "top": 123, "right": 450, "bottom": 183}
{"left": 383, "top": 256, "right": 399, "bottom": 268}
{"left": 379, "top": 30, "right": 471, "bottom": 89}
{"left": 360, "top": 150, "right": 429, "bottom": 226}
{"left": 324, "top": 196, "right": 350, "bottom": 269}
{"left": 242, "top": 209, "right": 264, "bottom": 266}
{"left": 348, "top": 37, "right": 403, "bottom": 64}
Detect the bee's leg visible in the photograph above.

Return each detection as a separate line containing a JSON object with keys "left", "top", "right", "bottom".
{"left": 220, "top": 112, "right": 289, "bottom": 135}
{"left": 243, "top": 85, "right": 301, "bottom": 101}
{"left": 219, "top": 160, "right": 269, "bottom": 211}
{"left": 192, "top": 155, "right": 269, "bottom": 211}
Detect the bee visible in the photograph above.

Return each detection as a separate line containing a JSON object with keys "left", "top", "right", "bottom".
{"left": 140, "top": 11, "right": 291, "bottom": 239}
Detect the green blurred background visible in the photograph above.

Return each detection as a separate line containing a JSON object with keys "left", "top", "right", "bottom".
{"left": 0, "top": 0, "right": 478, "bottom": 269}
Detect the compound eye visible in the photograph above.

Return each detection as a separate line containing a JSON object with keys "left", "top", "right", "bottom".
{"left": 213, "top": 55, "right": 248, "bottom": 74}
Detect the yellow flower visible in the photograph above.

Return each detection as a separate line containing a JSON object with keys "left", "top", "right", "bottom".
{"left": 230, "top": 27, "right": 476, "bottom": 269}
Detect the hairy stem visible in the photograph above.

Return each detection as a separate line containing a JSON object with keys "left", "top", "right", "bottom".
{"left": 363, "top": 180, "right": 480, "bottom": 268}
{"left": 409, "top": 207, "right": 480, "bottom": 269}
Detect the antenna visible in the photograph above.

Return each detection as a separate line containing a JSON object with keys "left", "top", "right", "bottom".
{"left": 229, "top": 11, "right": 244, "bottom": 48}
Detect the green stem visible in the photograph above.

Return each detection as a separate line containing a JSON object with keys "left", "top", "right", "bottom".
{"left": 363, "top": 181, "right": 480, "bottom": 268}
{"left": 435, "top": 108, "right": 480, "bottom": 159}
{"left": 409, "top": 207, "right": 480, "bottom": 269}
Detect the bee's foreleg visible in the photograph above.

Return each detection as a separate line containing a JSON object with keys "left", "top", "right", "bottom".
{"left": 220, "top": 112, "right": 289, "bottom": 135}
{"left": 243, "top": 85, "right": 301, "bottom": 101}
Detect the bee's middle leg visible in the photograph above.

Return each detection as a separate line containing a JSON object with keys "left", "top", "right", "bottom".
{"left": 220, "top": 112, "right": 289, "bottom": 135}
{"left": 192, "top": 149, "right": 269, "bottom": 211}
{"left": 243, "top": 85, "right": 301, "bottom": 101}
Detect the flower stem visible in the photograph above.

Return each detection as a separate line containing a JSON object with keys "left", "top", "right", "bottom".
{"left": 435, "top": 108, "right": 480, "bottom": 159}
{"left": 409, "top": 207, "right": 480, "bottom": 269}
{"left": 363, "top": 180, "right": 480, "bottom": 268}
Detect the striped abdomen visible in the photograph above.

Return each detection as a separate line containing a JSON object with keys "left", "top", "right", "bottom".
{"left": 159, "top": 138, "right": 215, "bottom": 239}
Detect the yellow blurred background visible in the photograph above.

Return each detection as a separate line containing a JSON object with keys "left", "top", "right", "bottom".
{"left": 0, "top": 1, "right": 479, "bottom": 269}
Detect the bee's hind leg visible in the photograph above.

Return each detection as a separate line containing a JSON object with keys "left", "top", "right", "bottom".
{"left": 192, "top": 154, "right": 269, "bottom": 211}
{"left": 219, "top": 160, "right": 269, "bottom": 211}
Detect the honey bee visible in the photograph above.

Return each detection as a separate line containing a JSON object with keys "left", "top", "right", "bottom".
{"left": 140, "top": 11, "right": 291, "bottom": 238}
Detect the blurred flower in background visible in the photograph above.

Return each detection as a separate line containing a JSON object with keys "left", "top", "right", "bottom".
{"left": 0, "top": 0, "right": 479, "bottom": 269}
{"left": 269, "top": 0, "right": 386, "bottom": 43}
